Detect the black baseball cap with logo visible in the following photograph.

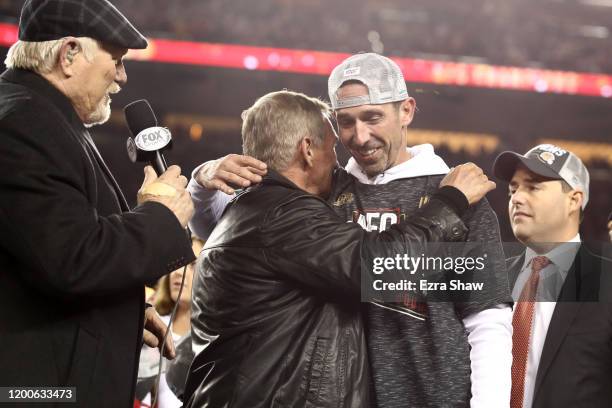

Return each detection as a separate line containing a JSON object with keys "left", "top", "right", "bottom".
{"left": 493, "top": 144, "right": 590, "bottom": 209}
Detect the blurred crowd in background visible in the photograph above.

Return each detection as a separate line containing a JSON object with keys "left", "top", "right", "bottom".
{"left": 2, "top": 0, "right": 611, "bottom": 73}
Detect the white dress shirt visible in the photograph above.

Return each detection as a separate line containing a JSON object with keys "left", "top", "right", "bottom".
{"left": 512, "top": 234, "right": 581, "bottom": 408}
{"left": 138, "top": 315, "right": 184, "bottom": 408}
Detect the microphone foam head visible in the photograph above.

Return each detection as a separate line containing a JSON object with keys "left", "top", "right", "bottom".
{"left": 124, "top": 99, "right": 157, "bottom": 136}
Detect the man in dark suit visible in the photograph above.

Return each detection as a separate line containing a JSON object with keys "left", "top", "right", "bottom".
{"left": 0, "top": 1, "right": 195, "bottom": 406}
{"left": 493, "top": 144, "right": 612, "bottom": 408}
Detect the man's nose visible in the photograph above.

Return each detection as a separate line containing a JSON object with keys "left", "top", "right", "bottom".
{"left": 353, "top": 120, "right": 370, "bottom": 146}
{"left": 115, "top": 63, "right": 127, "bottom": 86}
{"left": 510, "top": 189, "right": 526, "bottom": 207}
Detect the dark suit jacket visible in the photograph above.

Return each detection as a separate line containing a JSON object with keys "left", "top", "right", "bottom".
{"left": 0, "top": 69, "right": 195, "bottom": 407}
{"left": 507, "top": 244, "right": 612, "bottom": 408}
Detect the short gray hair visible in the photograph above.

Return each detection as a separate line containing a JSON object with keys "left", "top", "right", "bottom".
{"left": 5, "top": 37, "right": 98, "bottom": 74}
{"left": 241, "top": 90, "right": 331, "bottom": 172}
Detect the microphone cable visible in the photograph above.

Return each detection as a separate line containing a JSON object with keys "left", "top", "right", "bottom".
{"left": 152, "top": 227, "right": 191, "bottom": 408}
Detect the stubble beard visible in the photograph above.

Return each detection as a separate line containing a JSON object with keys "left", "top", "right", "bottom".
{"left": 84, "top": 84, "right": 121, "bottom": 128}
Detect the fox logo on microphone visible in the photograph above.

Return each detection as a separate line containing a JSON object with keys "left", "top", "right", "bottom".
{"left": 135, "top": 127, "right": 172, "bottom": 151}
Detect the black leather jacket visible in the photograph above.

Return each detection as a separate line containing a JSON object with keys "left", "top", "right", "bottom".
{"left": 184, "top": 171, "right": 468, "bottom": 408}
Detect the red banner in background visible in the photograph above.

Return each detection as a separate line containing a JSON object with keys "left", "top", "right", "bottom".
{"left": 1, "top": 22, "right": 611, "bottom": 98}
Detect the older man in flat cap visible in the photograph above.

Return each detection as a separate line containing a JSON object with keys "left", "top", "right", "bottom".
{"left": 0, "top": 1, "right": 195, "bottom": 406}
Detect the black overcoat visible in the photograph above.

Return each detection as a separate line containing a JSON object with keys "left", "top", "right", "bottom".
{"left": 0, "top": 69, "right": 195, "bottom": 407}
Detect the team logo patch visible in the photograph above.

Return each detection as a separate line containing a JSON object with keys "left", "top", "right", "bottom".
{"left": 538, "top": 151, "right": 556, "bottom": 165}
{"left": 134, "top": 127, "right": 172, "bottom": 152}
{"left": 537, "top": 144, "right": 567, "bottom": 156}
{"left": 343, "top": 66, "right": 361, "bottom": 77}
{"left": 418, "top": 195, "right": 430, "bottom": 209}
{"left": 333, "top": 193, "right": 354, "bottom": 207}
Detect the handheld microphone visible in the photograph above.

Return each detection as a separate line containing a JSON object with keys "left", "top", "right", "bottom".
{"left": 124, "top": 99, "right": 172, "bottom": 175}
{"left": 124, "top": 102, "right": 192, "bottom": 404}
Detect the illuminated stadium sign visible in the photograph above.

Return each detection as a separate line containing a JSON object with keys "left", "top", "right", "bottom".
{"left": 0, "top": 23, "right": 609, "bottom": 98}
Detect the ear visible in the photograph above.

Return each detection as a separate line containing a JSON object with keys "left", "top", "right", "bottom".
{"left": 567, "top": 189, "right": 583, "bottom": 215}
{"left": 58, "top": 38, "right": 82, "bottom": 77}
{"left": 398, "top": 97, "right": 416, "bottom": 127}
{"left": 298, "top": 136, "right": 315, "bottom": 168}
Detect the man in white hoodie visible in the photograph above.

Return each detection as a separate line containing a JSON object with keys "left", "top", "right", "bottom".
{"left": 187, "top": 53, "right": 513, "bottom": 408}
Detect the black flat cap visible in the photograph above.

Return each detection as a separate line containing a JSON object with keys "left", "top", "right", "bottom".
{"left": 18, "top": 0, "right": 148, "bottom": 49}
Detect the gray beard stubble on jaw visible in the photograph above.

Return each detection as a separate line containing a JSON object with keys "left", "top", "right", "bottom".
{"left": 84, "top": 97, "right": 112, "bottom": 128}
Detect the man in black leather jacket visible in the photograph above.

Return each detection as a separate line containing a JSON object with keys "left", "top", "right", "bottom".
{"left": 183, "top": 90, "right": 495, "bottom": 407}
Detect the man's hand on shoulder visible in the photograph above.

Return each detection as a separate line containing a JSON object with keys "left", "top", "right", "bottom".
{"left": 195, "top": 154, "right": 267, "bottom": 195}
{"left": 440, "top": 162, "right": 496, "bottom": 205}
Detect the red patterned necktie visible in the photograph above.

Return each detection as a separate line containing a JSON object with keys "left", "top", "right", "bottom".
{"left": 510, "top": 256, "right": 551, "bottom": 408}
